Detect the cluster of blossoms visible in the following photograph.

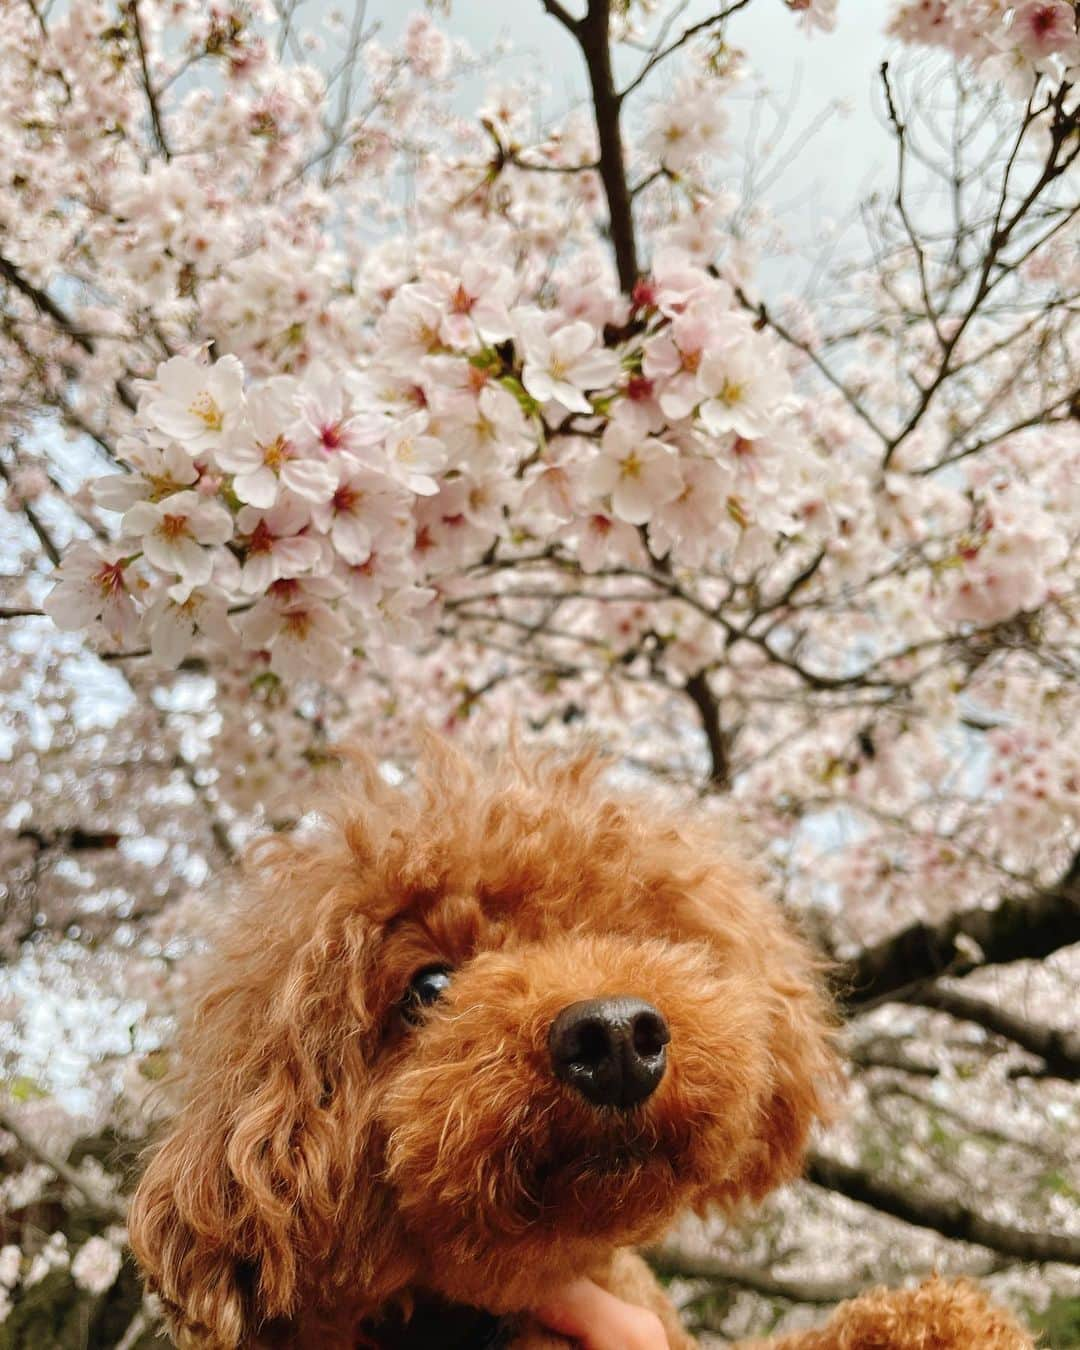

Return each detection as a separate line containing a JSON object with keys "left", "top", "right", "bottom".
{"left": 45, "top": 254, "right": 806, "bottom": 677}
{"left": 0, "top": 1232, "right": 122, "bottom": 1323}
{"left": 889, "top": 0, "right": 1080, "bottom": 92}
{"left": 47, "top": 243, "right": 1075, "bottom": 688}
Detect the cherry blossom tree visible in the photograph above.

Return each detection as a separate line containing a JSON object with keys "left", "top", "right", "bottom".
{"left": 1, "top": 0, "right": 1078, "bottom": 1344}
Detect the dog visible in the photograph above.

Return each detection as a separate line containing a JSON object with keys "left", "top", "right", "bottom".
{"left": 130, "top": 737, "right": 1034, "bottom": 1348}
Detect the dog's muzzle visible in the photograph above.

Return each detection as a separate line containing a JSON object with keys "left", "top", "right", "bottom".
{"left": 548, "top": 997, "right": 669, "bottom": 1110}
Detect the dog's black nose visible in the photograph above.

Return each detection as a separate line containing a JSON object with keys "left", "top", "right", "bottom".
{"left": 549, "top": 997, "right": 670, "bottom": 1110}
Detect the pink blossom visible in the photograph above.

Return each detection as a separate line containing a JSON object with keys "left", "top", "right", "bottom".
{"left": 336, "top": 544, "right": 415, "bottom": 610}
{"left": 240, "top": 578, "right": 348, "bottom": 680}
{"left": 420, "top": 261, "right": 516, "bottom": 348}
{"left": 697, "top": 342, "right": 791, "bottom": 440}
{"left": 650, "top": 456, "right": 735, "bottom": 565}
{"left": 641, "top": 75, "right": 729, "bottom": 172}
{"left": 381, "top": 412, "right": 447, "bottom": 496}
{"left": 143, "top": 584, "right": 236, "bottom": 666}
{"left": 519, "top": 319, "right": 621, "bottom": 415}
{"left": 563, "top": 511, "right": 645, "bottom": 573}
{"left": 45, "top": 541, "right": 140, "bottom": 646}
{"left": 123, "top": 490, "right": 234, "bottom": 587}
{"left": 92, "top": 440, "right": 199, "bottom": 514}
{"left": 376, "top": 288, "right": 446, "bottom": 365}
{"left": 235, "top": 495, "right": 322, "bottom": 593}
{"left": 216, "top": 384, "right": 337, "bottom": 508}
{"left": 585, "top": 424, "right": 683, "bottom": 526}
{"left": 1011, "top": 2, "right": 1079, "bottom": 62}
{"left": 412, "top": 480, "right": 492, "bottom": 569}
{"left": 70, "top": 1237, "right": 121, "bottom": 1296}
{"left": 311, "top": 466, "right": 409, "bottom": 564}
{"left": 290, "top": 364, "right": 383, "bottom": 460}
{"left": 141, "top": 355, "right": 246, "bottom": 454}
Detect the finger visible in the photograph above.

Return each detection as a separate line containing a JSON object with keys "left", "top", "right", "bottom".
{"left": 533, "top": 1278, "right": 670, "bottom": 1350}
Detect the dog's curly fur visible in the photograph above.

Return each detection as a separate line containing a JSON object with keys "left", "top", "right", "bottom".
{"left": 130, "top": 737, "right": 1034, "bottom": 1349}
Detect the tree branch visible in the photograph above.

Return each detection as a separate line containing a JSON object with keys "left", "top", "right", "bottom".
{"left": 575, "top": 0, "right": 639, "bottom": 292}
{"left": 541, "top": 0, "right": 580, "bottom": 33}
{"left": 683, "top": 668, "right": 730, "bottom": 789}
{"left": 841, "top": 850, "right": 1080, "bottom": 1008}
{"left": 732, "top": 282, "right": 890, "bottom": 446}
{"left": 0, "top": 1109, "right": 124, "bottom": 1221}
{"left": 620, "top": 0, "right": 753, "bottom": 102}
{"left": 807, "top": 1152, "right": 1080, "bottom": 1265}
{"left": 0, "top": 456, "right": 61, "bottom": 566}
{"left": 646, "top": 1244, "right": 864, "bottom": 1306}
{"left": 129, "top": 0, "right": 171, "bottom": 159}
{"left": 0, "top": 252, "right": 137, "bottom": 412}
{"left": 882, "top": 82, "right": 1080, "bottom": 466}
{"left": 904, "top": 985, "right": 1080, "bottom": 1081}
{"left": 116, "top": 1308, "right": 154, "bottom": 1350}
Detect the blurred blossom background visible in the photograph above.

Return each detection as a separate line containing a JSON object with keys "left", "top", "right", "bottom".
{"left": 0, "top": 0, "right": 1078, "bottom": 1344}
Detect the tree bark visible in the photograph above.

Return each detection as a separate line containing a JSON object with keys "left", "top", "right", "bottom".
{"left": 840, "top": 851, "right": 1080, "bottom": 1008}
{"left": 808, "top": 1153, "right": 1080, "bottom": 1266}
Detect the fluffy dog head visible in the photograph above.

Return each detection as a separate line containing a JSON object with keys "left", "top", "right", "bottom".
{"left": 130, "top": 738, "right": 838, "bottom": 1346}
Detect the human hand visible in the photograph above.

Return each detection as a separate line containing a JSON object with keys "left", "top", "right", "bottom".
{"left": 533, "top": 1277, "right": 670, "bottom": 1350}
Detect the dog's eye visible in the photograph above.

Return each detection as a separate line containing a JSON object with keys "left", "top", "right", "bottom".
{"left": 401, "top": 965, "right": 453, "bottom": 1024}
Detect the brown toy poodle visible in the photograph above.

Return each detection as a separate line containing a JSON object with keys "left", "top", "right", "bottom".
{"left": 130, "top": 737, "right": 1034, "bottom": 1348}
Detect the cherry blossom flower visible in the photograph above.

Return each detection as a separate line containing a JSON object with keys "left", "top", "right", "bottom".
{"left": 786, "top": 0, "right": 839, "bottom": 32}
{"left": 376, "top": 287, "right": 446, "bottom": 365}
{"left": 521, "top": 457, "right": 578, "bottom": 525}
{"left": 403, "top": 12, "right": 451, "bottom": 79}
{"left": 942, "top": 510, "right": 1067, "bottom": 624}
{"left": 123, "top": 491, "right": 233, "bottom": 587}
{"left": 142, "top": 583, "right": 236, "bottom": 666}
{"left": 44, "top": 543, "right": 140, "bottom": 646}
{"left": 643, "top": 303, "right": 741, "bottom": 420}
{"left": 585, "top": 424, "right": 683, "bottom": 525}
{"left": 24, "top": 1234, "right": 67, "bottom": 1289}
{"left": 374, "top": 583, "right": 438, "bottom": 648}
{"left": 311, "top": 465, "right": 409, "bottom": 564}
{"left": 240, "top": 578, "right": 348, "bottom": 679}
{"left": 649, "top": 248, "right": 721, "bottom": 317}
{"left": 641, "top": 73, "right": 729, "bottom": 172}
{"left": 420, "top": 260, "right": 517, "bottom": 348}
{"left": 215, "top": 383, "right": 338, "bottom": 508}
{"left": 649, "top": 456, "right": 735, "bottom": 565}
{"left": 458, "top": 470, "right": 521, "bottom": 534}
{"left": 381, "top": 412, "right": 447, "bottom": 496}
{"left": 519, "top": 319, "right": 621, "bottom": 415}
{"left": 0, "top": 1247, "right": 22, "bottom": 1290}
{"left": 140, "top": 355, "right": 246, "bottom": 454}
{"left": 235, "top": 495, "right": 322, "bottom": 593}
{"left": 70, "top": 1237, "right": 122, "bottom": 1296}
{"left": 413, "top": 480, "right": 493, "bottom": 569}
{"left": 290, "top": 363, "right": 383, "bottom": 460}
{"left": 437, "top": 379, "right": 531, "bottom": 470}
{"left": 91, "top": 440, "right": 199, "bottom": 514}
{"left": 336, "top": 543, "right": 415, "bottom": 610}
{"left": 1010, "top": 1, "right": 1080, "bottom": 63}
{"left": 697, "top": 343, "right": 790, "bottom": 440}
{"left": 563, "top": 511, "right": 645, "bottom": 573}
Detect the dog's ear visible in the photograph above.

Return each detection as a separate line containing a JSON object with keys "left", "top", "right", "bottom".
{"left": 735, "top": 898, "right": 840, "bottom": 1200}
{"left": 668, "top": 844, "right": 840, "bottom": 1206}
{"left": 129, "top": 835, "right": 382, "bottom": 1346}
